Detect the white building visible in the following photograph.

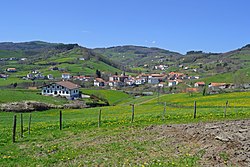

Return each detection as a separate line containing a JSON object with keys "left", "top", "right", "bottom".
{"left": 47, "top": 74, "right": 54, "bottom": 80}
{"left": 168, "top": 80, "right": 178, "bottom": 87}
{"left": 62, "top": 73, "right": 71, "bottom": 80}
{"left": 94, "top": 78, "right": 106, "bottom": 87}
{"left": 148, "top": 77, "right": 159, "bottom": 84}
{"left": 41, "top": 81, "right": 80, "bottom": 99}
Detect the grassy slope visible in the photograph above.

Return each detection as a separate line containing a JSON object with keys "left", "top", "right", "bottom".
{"left": 0, "top": 48, "right": 123, "bottom": 87}
{"left": 0, "top": 89, "right": 68, "bottom": 105}
{"left": 0, "top": 91, "right": 250, "bottom": 166}
{"left": 35, "top": 48, "right": 121, "bottom": 76}
{"left": 0, "top": 50, "right": 24, "bottom": 58}
{"left": 81, "top": 89, "right": 131, "bottom": 105}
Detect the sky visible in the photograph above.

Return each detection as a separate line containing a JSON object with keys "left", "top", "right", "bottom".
{"left": 0, "top": 0, "right": 250, "bottom": 54}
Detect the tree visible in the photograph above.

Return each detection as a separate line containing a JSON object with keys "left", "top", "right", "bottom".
{"left": 96, "top": 70, "right": 101, "bottom": 78}
{"left": 202, "top": 87, "right": 206, "bottom": 96}
{"left": 13, "top": 83, "right": 17, "bottom": 88}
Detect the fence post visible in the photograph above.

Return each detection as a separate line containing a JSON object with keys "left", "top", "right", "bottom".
{"left": 60, "top": 110, "right": 62, "bottom": 130}
{"left": 28, "top": 113, "right": 32, "bottom": 135}
{"left": 98, "top": 109, "right": 102, "bottom": 127}
{"left": 12, "top": 115, "right": 17, "bottom": 143}
{"left": 162, "top": 102, "right": 166, "bottom": 120}
{"left": 224, "top": 100, "right": 228, "bottom": 117}
{"left": 193, "top": 101, "right": 197, "bottom": 119}
{"left": 131, "top": 104, "right": 135, "bottom": 123}
{"left": 20, "top": 113, "right": 23, "bottom": 138}
{"left": 157, "top": 86, "right": 160, "bottom": 104}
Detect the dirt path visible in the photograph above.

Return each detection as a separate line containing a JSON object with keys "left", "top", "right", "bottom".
{"left": 145, "top": 119, "right": 250, "bottom": 166}
{"left": 137, "top": 94, "right": 167, "bottom": 105}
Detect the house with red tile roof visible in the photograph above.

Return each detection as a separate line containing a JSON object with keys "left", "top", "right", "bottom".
{"left": 41, "top": 81, "right": 80, "bottom": 99}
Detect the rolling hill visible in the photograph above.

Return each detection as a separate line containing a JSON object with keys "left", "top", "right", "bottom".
{"left": 93, "top": 45, "right": 183, "bottom": 68}
{"left": 0, "top": 42, "right": 124, "bottom": 78}
{"left": 0, "top": 41, "right": 249, "bottom": 85}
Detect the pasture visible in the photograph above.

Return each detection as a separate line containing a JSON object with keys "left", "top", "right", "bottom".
{"left": 0, "top": 90, "right": 250, "bottom": 166}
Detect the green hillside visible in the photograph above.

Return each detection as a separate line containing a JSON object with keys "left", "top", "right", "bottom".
{"left": 0, "top": 42, "right": 125, "bottom": 87}
{"left": 0, "top": 41, "right": 250, "bottom": 88}
{"left": 93, "top": 45, "right": 183, "bottom": 68}
{"left": 35, "top": 47, "right": 122, "bottom": 75}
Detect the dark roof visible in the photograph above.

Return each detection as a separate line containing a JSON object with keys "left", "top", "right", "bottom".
{"left": 55, "top": 81, "right": 80, "bottom": 89}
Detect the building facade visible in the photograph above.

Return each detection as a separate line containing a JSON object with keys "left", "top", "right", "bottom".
{"left": 41, "top": 81, "right": 80, "bottom": 99}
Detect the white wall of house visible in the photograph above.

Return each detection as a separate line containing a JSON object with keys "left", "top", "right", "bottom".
{"left": 168, "top": 81, "right": 177, "bottom": 87}
{"left": 94, "top": 81, "right": 104, "bottom": 87}
{"left": 62, "top": 74, "right": 71, "bottom": 79}
{"left": 148, "top": 78, "right": 159, "bottom": 84}
{"left": 42, "top": 83, "right": 79, "bottom": 97}
{"left": 194, "top": 83, "right": 200, "bottom": 87}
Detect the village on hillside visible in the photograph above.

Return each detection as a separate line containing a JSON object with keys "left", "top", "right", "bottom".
{"left": 1, "top": 62, "right": 250, "bottom": 100}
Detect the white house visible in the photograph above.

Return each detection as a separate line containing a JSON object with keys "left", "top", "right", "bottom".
{"left": 94, "top": 78, "right": 106, "bottom": 87}
{"left": 79, "top": 58, "right": 85, "bottom": 61}
{"left": 47, "top": 74, "right": 54, "bottom": 80}
{"left": 148, "top": 77, "right": 159, "bottom": 84}
{"left": 62, "top": 73, "right": 71, "bottom": 80}
{"left": 168, "top": 80, "right": 178, "bottom": 87}
{"left": 0, "top": 74, "right": 8, "bottom": 78}
{"left": 41, "top": 81, "right": 80, "bottom": 99}
{"left": 20, "top": 58, "right": 27, "bottom": 61}
{"left": 194, "top": 82, "right": 205, "bottom": 87}
{"left": 6, "top": 68, "right": 17, "bottom": 72}
{"left": 125, "top": 79, "right": 135, "bottom": 86}
{"left": 27, "top": 73, "right": 34, "bottom": 79}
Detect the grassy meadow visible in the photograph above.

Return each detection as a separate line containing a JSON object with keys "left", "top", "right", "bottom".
{"left": 0, "top": 90, "right": 250, "bottom": 166}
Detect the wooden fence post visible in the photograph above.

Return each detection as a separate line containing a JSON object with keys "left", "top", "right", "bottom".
{"left": 20, "top": 113, "right": 23, "bottom": 138}
{"left": 98, "top": 109, "right": 102, "bottom": 127}
{"left": 131, "top": 104, "right": 135, "bottom": 123}
{"left": 60, "top": 110, "right": 62, "bottom": 130}
{"left": 12, "top": 115, "right": 17, "bottom": 143}
{"left": 224, "top": 100, "right": 228, "bottom": 117}
{"left": 28, "top": 113, "right": 32, "bottom": 135}
{"left": 157, "top": 86, "right": 160, "bottom": 104}
{"left": 193, "top": 101, "right": 197, "bottom": 119}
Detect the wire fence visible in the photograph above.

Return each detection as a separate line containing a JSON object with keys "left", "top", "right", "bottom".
{"left": 0, "top": 100, "right": 249, "bottom": 143}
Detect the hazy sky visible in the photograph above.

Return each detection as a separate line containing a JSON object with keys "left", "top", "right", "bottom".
{"left": 1, "top": 0, "right": 250, "bottom": 53}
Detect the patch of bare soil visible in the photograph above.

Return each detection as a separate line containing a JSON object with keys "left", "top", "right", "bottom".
{"left": 0, "top": 101, "right": 86, "bottom": 112}
{"left": 145, "top": 119, "right": 250, "bottom": 166}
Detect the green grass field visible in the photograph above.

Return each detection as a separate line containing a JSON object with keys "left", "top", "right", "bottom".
{"left": 0, "top": 90, "right": 250, "bottom": 166}
{"left": 0, "top": 89, "right": 67, "bottom": 105}
{"left": 81, "top": 89, "right": 131, "bottom": 105}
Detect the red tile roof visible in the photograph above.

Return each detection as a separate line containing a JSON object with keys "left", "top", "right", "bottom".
{"left": 56, "top": 81, "right": 80, "bottom": 89}
{"left": 195, "top": 82, "right": 205, "bottom": 85}
{"left": 209, "top": 83, "right": 226, "bottom": 87}
{"left": 95, "top": 78, "right": 105, "bottom": 82}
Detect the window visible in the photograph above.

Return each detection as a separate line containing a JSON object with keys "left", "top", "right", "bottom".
{"left": 66, "top": 91, "right": 69, "bottom": 94}
{"left": 52, "top": 86, "right": 54, "bottom": 88}
{"left": 62, "top": 86, "right": 64, "bottom": 89}
{"left": 63, "top": 91, "right": 65, "bottom": 94}
{"left": 47, "top": 90, "right": 49, "bottom": 93}
{"left": 59, "top": 91, "right": 61, "bottom": 94}
{"left": 57, "top": 86, "right": 59, "bottom": 89}
{"left": 47, "top": 86, "right": 50, "bottom": 88}
{"left": 43, "top": 90, "right": 46, "bottom": 93}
